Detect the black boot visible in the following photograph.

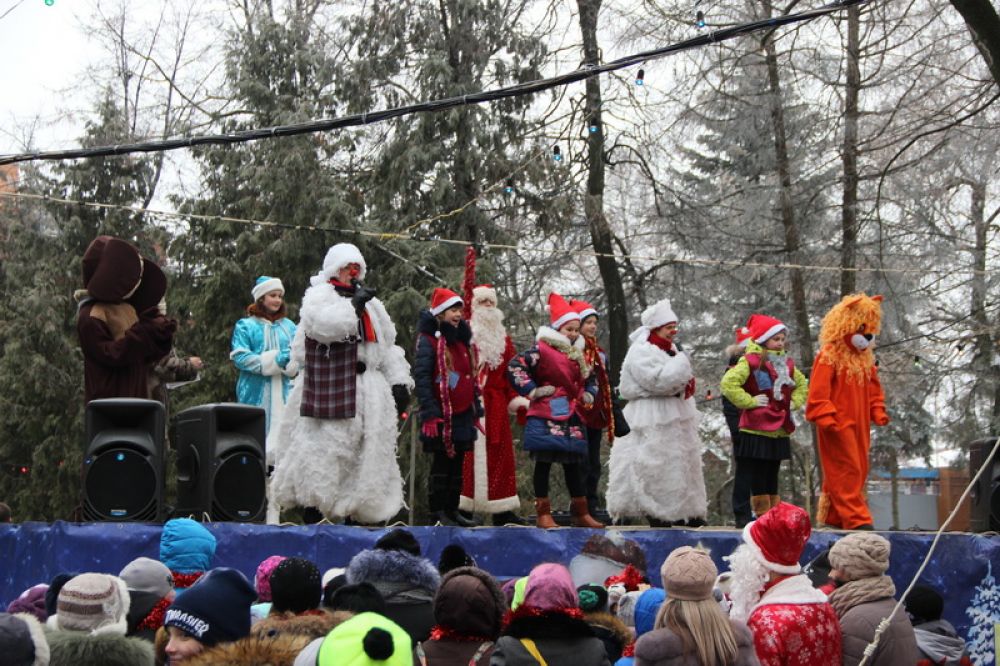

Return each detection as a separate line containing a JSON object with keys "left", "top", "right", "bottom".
{"left": 493, "top": 511, "right": 529, "bottom": 526}
{"left": 686, "top": 517, "right": 708, "bottom": 528}
{"left": 302, "top": 507, "right": 324, "bottom": 524}
{"left": 648, "top": 516, "right": 674, "bottom": 528}
{"left": 447, "top": 509, "right": 480, "bottom": 528}
{"left": 431, "top": 511, "right": 460, "bottom": 526}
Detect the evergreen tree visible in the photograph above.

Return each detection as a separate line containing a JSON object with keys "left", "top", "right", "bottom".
{"left": 0, "top": 92, "right": 156, "bottom": 520}
{"left": 965, "top": 560, "right": 999, "bottom": 665}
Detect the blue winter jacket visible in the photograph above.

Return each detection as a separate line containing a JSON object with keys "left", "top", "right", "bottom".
{"left": 230, "top": 316, "right": 296, "bottom": 429}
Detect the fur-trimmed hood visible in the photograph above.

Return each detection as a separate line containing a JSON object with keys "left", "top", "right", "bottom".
{"left": 251, "top": 610, "right": 351, "bottom": 641}
{"left": 418, "top": 308, "right": 473, "bottom": 345}
{"left": 584, "top": 611, "right": 631, "bottom": 652}
{"left": 535, "top": 326, "right": 590, "bottom": 378}
{"left": 184, "top": 632, "right": 314, "bottom": 666}
{"left": 346, "top": 548, "right": 441, "bottom": 598}
{"left": 44, "top": 628, "right": 154, "bottom": 666}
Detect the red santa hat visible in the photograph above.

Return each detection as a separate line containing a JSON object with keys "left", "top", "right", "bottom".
{"left": 746, "top": 314, "right": 786, "bottom": 344}
{"left": 547, "top": 292, "right": 580, "bottom": 330}
{"left": 571, "top": 299, "right": 599, "bottom": 321}
{"left": 742, "top": 502, "right": 811, "bottom": 575}
{"left": 430, "top": 287, "right": 463, "bottom": 316}
{"left": 734, "top": 324, "right": 753, "bottom": 348}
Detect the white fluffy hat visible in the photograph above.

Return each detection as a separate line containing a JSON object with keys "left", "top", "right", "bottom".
{"left": 641, "top": 298, "right": 677, "bottom": 329}
{"left": 320, "top": 243, "right": 367, "bottom": 282}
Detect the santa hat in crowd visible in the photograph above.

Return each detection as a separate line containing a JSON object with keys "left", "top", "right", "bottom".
{"left": 741, "top": 502, "right": 811, "bottom": 575}
{"left": 746, "top": 314, "right": 786, "bottom": 344}
{"left": 251, "top": 276, "right": 284, "bottom": 302}
{"left": 735, "top": 324, "right": 753, "bottom": 348}
{"left": 317, "top": 243, "right": 367, "bottom": 284}
{"left": 547, "top": 292, "right": 580, "bottom": 331}
{"left": 430, "top": 288, "right": 463, "bottom": 316}
{"left": 571, "top": 299, "right": 599, "bottom": 321}
{"left": 472, "top": 284, "right": 497, "bottom": 307}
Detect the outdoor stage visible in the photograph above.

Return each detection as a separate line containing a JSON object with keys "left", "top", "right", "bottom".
{"left": 1, "top": 522, "right": 998, "bottom": 645}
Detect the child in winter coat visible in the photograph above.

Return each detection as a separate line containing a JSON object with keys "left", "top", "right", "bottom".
{"left": 720, "top": 314, "right": 807, "bottom": 518}
{"left": 571, "top": 299, "right": 614, "bottom": 517}
{"left": 605, "top": 298, "right": 706, "bottom": 528}
{"left": 230, "top": 276, "right": 298, "bottom": 438}
{"left": 508, "top": 292, "right": 603, "bottom": 529}
{"left": 414, "top": 288, "right": 484, "bottom": 527}
{"left": 723, "top": 325, "right": 754, "bottom": 527}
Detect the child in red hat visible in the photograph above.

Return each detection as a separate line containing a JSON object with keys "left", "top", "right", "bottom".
{"left": 508, "top": 293, "right": 603, "bottom": 528}
{"left": 720, "top": 314, "right": 808, "bottom": 520}
{"left": 414, "top": 288, "right": 483, "bottom": 527}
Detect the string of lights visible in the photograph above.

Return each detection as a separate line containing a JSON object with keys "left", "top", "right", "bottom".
{"left": 4, "top": 189, "right": 997, "bottom": 277}
{"left": 0, "top": 0, "right": 869, "bottom": 166}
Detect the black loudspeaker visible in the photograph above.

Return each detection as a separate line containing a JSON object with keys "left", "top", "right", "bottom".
{"left": 173, "top": 403, "right": 267, "bottom": 522}
{"left": 969, "top": 437, "right": 1000, "bottom": 532}
{"left": 83, "top": 399, "right": 166, "bottom": 522}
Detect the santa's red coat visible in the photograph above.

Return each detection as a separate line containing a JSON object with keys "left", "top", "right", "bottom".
{"left": 459, "top": 336, "right": 521, "bottom": 513}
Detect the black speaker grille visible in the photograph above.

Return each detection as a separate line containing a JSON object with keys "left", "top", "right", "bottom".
{"left": 211, "top": 451, "right": 266, "bottom": 521}
{"left": 83, "top": 448, "right": 158, "bottom": 521}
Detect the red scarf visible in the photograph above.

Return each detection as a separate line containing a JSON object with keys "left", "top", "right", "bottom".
{"left": 647, "top": 332, "right": 675, "bottom": 354}
{"left": 170, "top": 571, "right": 203, "bottom": 589}
{"left": 583, "top": 335, "right": 615, "bottom": 443}
{"left": 502, "top": 604, "right": 584, "bottom": 628}
{"left": 329, "top": 279, "right": 377, "bottom": 342}
{"left": 621, "top": 643, "right": 635, "bottom": 658}
{"left": 136, "top": 596, "right": 171, "bottom": 632}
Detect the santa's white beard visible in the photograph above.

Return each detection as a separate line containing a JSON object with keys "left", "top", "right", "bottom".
{"left": 472, "top": 306, "right": 507, "bottom": 369}
{"left": 725, "top": 544, "right": 770, "bottom": 622}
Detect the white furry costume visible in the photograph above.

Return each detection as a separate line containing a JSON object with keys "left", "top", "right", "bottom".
{"left": 269, "top": 244, "right": 413, "bottom": 523}
{"left": 606, "top": 299, "right": 706, "bottom": 522}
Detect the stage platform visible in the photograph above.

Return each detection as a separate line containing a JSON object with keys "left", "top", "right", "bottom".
{"left": 2, "top": 522, "right": 998, "bottom": 644}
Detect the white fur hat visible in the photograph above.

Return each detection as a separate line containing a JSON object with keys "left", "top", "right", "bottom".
{"left": 251, "top": 276, "right": 284, "bottom": 301}
{"left": 321, "top": 243, "right": 367, "bottom": 282}
{"left": 641, "top": 298, "right": 677, "bottom": 330}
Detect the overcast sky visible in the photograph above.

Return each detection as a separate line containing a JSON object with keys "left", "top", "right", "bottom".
{"left": 0, "top": 0, "right": 100, "bottom": 155}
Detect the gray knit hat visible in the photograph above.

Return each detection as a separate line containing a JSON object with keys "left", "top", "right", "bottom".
{"left": 119, "top": 557, "right": 174, "bottom": 598}
{"left": 660, "top": 546, "right": 717, "bottom": 601}
{"left": 829, "top": 533, "right": 891, "bottom": 582}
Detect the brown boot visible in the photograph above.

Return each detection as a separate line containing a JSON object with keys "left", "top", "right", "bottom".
{"left": 751, "top": 495, "right": 772, "bottom": 518}
{"left": 770, "top": 495, "right": 781, "bottom": 510}
{"left": 534, "top": 498, "right": 558, "bottom": 529}
{"left": 570, "top": 497, "right": 605, "bottom": 528}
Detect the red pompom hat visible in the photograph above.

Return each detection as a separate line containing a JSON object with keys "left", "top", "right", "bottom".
{"left": 547, "top": 292, "right": 580, "bottom": 331}
{"left": 746, "top": 314, "right": 787, "bottom": 344}
{"left": 430, "top": 287, "right": 463, "bottom": 316}
{"left": 742, "top": 501, "right": 812, "bottom": 574}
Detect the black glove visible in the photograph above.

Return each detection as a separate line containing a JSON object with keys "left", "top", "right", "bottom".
{"left": 356, "top": 361, "right": 367, "bottom": 375}
{"left": 351, "top": 281, "right": 378, "bottom": 317}
{"left": 392, "top": 385, "right": 410, "bottom": 418}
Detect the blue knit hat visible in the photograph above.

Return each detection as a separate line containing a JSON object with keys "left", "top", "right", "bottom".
{"left": 159, "top": 518, "right": 217, "bottom": 574}
{"left": 163, "top": 568, "right": 256, "bottom": 647}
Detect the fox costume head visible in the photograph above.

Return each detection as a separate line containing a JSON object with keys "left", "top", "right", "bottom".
{"left": 818, "top": 293, "right": 883, "bottom": 383}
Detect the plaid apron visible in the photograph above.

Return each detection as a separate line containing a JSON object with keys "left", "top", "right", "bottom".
{"left": 300, "top": 336, "right": 359, "bottom": 419}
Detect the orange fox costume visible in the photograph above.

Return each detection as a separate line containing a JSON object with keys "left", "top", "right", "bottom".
{"left": 805, "top": 294, "right": 890, "bottom": 529}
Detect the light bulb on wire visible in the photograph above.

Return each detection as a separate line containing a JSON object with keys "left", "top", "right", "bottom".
{"left": 696, "top": 10, "right": 706, "bottom": 28}
{"left": 552, "top": 145, "right": 562, "bottom": 162}
{"left": 635, "top": 68, "right": 645, "bottom": 86}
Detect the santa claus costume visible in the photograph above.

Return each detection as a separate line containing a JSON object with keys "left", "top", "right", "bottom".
{"left": 459, "top": 285, "right": 525, "bottom": 524}
{"left": 725, "top": 502, "right": 841, "bottom": 666}
{"left": 605, "top": 298, "right": 705, "bottom": 527}
{"left": 269, "top": 243, "right": 412, "bottom": 524}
